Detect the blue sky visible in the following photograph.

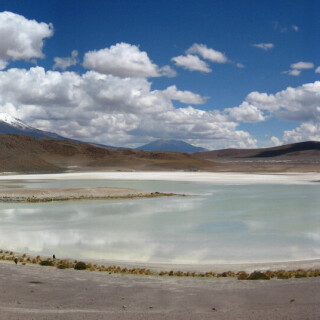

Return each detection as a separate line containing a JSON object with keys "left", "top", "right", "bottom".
{"left": 0, "top": 0, "right": 319, "bottom": 149}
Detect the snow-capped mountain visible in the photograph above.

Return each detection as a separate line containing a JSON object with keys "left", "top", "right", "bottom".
{"left": 0, "top": 113, "right": 120, "bottom": 148}
{"left": 0, "top": 113, "right": 33, "bottom": 129}
{"left": 0, "top": 113, "right": 66, "bottom": 139}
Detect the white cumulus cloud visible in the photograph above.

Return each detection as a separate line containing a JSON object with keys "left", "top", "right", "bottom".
{"left": 236, "top": 81, "right": 320, "bottom": 144}
{"left": 252, "top": 43, "right": 274, "bottom": 51}
{"left": 83, "top": 42, "right": 174, "bottom": 78}
{"left": 242, "top": 81, "right": 320, "bottom": 121}
{"left": 290, "top": 62, "right": 314, "bottom": 70}
{"left": 284, "top": 61, "right": 314, "bottom": 76}
{"left": 186, "top": 43, "right": 228, "bottom": 63}
{"left": 226, "top": 102, "right": 266, "bottom": 123}
{"left": 171, "top": 54, "right": 211, "bottom": 73}
{"left": 0, "top": 59, "right": 8, "bottom": 70}
{"left": 158, "top": 65, "right": 177, "bottom": 77}
{"left": 269, "top": 136, "right": 282, "bottom": 146}
{"left": 53, "top": 50, "right": 78, "bottom": 70}
{"left": 283, "top": 123, "right": 320, "bottom": 144}
{"left": 283, "top": 69, "right": 301, "bottom": 76}
{"left": 0, "top": 11, "right": 53, "bottom": 66}
{"left": 245, "top": 91, "right": 278, "bottom": 112}
{"left": 161, "top": 85, "right": 208, "bottom": 105}
{"left": 0, "top": 66, "right": 256, "bottom": 149}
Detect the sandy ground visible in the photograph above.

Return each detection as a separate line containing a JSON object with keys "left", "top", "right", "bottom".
{"left": 0, "top": 261, "right": 319, "bottom": 320}
{"left": 0, "top": 187, "right": 173, "bottom": 202}
{"left": 1, "top": 171, "right": 320, "bottom": 185}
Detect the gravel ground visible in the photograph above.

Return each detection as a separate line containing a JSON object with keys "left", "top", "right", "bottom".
{"left": 0, "top": 261, "right": 319, "bottom": 320}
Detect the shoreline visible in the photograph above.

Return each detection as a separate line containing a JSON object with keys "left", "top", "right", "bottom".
{"left": 0, "top": 187, "right": 177, "bottom": 202}
{"left": 83, "top": 257, "right": 320, "bottom": 274}
{"left": 1, "top": 249, "right": 320, "bottom": 277}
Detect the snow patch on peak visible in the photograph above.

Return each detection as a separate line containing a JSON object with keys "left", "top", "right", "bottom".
{"left": 0, "top": 113, "right": 32, "bottom": 130}
{"left": 0, "top": 113, "right": 19, "bottom": 124}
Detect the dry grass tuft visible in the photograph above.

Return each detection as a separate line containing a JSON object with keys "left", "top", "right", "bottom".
{"left": 39, "top": 260, "right": 54, "bottom": 266}
{"left": 237, "top": 271, "right": 249, "bottom": 280}
{"left": 74, "top": 261, "right": 87, "bottom": 270}
{"left": 247, "top": 271, "right": 270, "bottom": 280}
{"left": 1, "top": 248, "right": 320, "bottom": 279}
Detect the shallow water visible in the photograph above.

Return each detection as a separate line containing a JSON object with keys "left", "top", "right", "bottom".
{"left": 0, "top": 177, "right": 320, "bottom": 264}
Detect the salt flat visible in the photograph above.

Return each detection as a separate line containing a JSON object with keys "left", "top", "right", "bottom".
{"left": 1, "top": 171, "right": 320, "bottom": 184}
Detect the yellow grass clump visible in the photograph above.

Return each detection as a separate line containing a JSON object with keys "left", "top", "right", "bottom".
{"left": 1, "top": 249, "right": 320, "bottom": 279}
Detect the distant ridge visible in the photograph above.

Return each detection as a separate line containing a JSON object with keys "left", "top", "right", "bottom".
{"left": 137, "top": 139, "right": 207, "bottom": 153}
{"left": 0, "top": 134, "right": 217, "bottom": 173}
{"left": 0, "top": 134, "right": 318, "bottom": 173}
{"left": 252, "top": 141, "right": 320, "bottom": 158}
{"left": 196, "top": 141, "right": 320, "bottom": 159}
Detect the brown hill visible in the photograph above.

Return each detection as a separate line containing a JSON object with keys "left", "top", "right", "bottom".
{"left": 195, "top": 141, "right": 320, "bottom": 172}
{"left": 0, "top": 135, "right": 219, "bottom": 173}
{"left": 197, "top": 141, "right": 320, "bottom": 160}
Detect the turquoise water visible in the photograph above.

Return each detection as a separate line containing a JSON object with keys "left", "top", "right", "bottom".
{"left": 0, "top": 179, "right": 320, "bottom": 264}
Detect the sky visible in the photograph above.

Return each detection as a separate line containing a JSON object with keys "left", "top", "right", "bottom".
{"left": 0, "top": 0, "right": 319, "bottom": 149}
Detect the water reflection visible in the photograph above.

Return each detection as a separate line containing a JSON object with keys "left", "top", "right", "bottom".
{"left": 0, "top": 180, "right": 320, "bottom": 263}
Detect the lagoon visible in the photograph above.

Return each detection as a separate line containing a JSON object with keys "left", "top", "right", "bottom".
{"left": 0, "top": 172, "right": 320, "bottom": 264}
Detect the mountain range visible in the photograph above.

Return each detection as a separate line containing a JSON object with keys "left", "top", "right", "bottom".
{"left": 0, "top": 134, "right": 217, "bottom": 173}
{"left": 0, "top": 113, "right": 319, "bottom": 174}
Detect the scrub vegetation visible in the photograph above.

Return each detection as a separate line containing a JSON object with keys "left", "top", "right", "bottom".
{"left": 1, "top": 249, "right": 320, "bottom": 279}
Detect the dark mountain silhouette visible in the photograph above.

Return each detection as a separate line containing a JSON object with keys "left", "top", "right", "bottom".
{"left": 197, "top": 141, "right": 320, "bottom": 159}
{"left": 137, "top": 139, "right": 207, "bottom": 153}
{"left": 252, "top": 141, "right": 320, "bottom": 158}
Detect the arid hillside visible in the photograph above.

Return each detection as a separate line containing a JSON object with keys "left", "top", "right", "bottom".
{"left": 197, "top": 141, "right": 320, "bottom": 160}
{"left": 195, "top": 141, "right": 320, "bottom": 172}
{"left": 1, "top": 135, "right": 319, "bottom": 173}
{"left": 0, "top": 135, "right": 219, "bottom": 173}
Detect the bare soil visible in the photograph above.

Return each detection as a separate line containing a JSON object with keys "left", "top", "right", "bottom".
{"left": 1, "top": 134, "right": 320, "bottom": 173}
{"left": 0, "top": 261, "right": 319, "bottom": 320}
{"left": 0, "top": 134, "right": 218, "bottom": 173}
